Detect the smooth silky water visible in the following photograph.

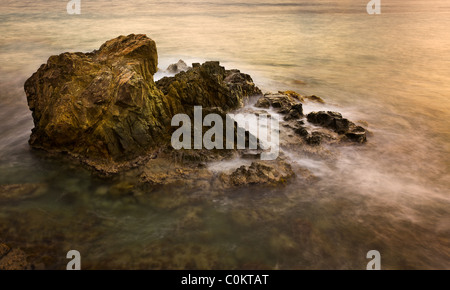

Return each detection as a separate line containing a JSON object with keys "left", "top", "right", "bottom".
{"left": 0, "top": 0, "right": 449, "bottom": 269}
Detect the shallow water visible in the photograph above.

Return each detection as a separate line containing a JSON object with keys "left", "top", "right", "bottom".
{"left": 0, "top": 0, "right": 449, "bottom": 269}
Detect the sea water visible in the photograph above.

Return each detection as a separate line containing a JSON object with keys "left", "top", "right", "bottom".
{"left": 0, "top": 0, "right": 449, "bottom": 269}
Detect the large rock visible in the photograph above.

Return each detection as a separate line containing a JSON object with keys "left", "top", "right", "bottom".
{"left": 24, "top": 34, "right": 261, "bottom": 170}
{"left": 25, "top": 34, "right": 171, "bottom": 163}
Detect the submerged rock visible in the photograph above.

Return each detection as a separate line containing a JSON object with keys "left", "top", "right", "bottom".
{"left": 304, "top": 95, "right": 325, "bottom": 103}
{"left": 220, "top": 161, "right": 294, "bottom": 186}
{"left": 0, "top": 244, "right": 31, "bottom": 270}
{"left": 0, "top": 184, "right": 46, "bottom": 202}
{"left": 277, "top": 91, "right": 325, "bottom": 103}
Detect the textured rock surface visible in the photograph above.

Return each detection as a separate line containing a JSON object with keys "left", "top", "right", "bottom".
{"left": 24, "top": 35, "right": 262, "bottom": 171}
{"left": 157, "top": 62, "right": 261, "bottom": 113}
{"left": 254, "top": 90, "right": 367, "bottom": 146}
{"left": 307, "top": 111, "right": 367, "bottom": 143}
{"left": 220, "top": 161, "right": 294, "bottom": 186}
{"left": 24, "top": 34, "right": 368, "bottom": 190}
{"left": 255, "top": 92, "right": 303, "bottom": 119}
{"left": 25, "top": 34, "right": 170, "bottom": 163}
{"left": 277, "top": 91, "right": 325, "bottom": 103}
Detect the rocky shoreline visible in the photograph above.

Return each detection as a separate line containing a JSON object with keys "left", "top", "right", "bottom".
{"left": 0, "top": 34, "right": 372, "bottom": 270}
{"left": 23, "top": 34, "right": 369, "bottom": 189}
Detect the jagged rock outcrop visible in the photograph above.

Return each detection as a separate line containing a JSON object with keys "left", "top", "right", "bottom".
{"left": 157, "top": 62, "right": 261, "bottom": 112}
{"left": 23, "top": 34, "right": 368, "bottom": 189}
{"left": 307, "top": 111, "right": 367, "bottom": 143}
{"left": 254, "top": 91, "right": 367, "bottom": 145}
{"left": 25, "top": 34, "right": 170, "bottom": 164}
{"left": 255, "top": 92, "right": 303, "bottom": 121}
{"left": 24, "top": 34, "right": 261, "bottom": 171}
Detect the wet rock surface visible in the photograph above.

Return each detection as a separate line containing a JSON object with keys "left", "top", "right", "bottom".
{"left": 256, "top": 93, "right": 299, "bottom": 113}
{"left": 307, "top": 111, "right": 367, "bottom": 143}
{"left": 276, "top": 91, "right": 325, "bottom": 103}
{"left": 220, "top": 161, "right": 294, "bottom": 186}
{"left": 23, "top": 34, "right": 368, "bottom": 190}
{"left": 25, "top": 34, "right": 261, "bottom": 174}
{"left": 254, "top": 91, "right": 368, "bottom": 148}
{"left": 25, "top": 34, "right": 168, "bottom": 166}
{"left": 156, "top": 61, "right": 261, "bottom": 111}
